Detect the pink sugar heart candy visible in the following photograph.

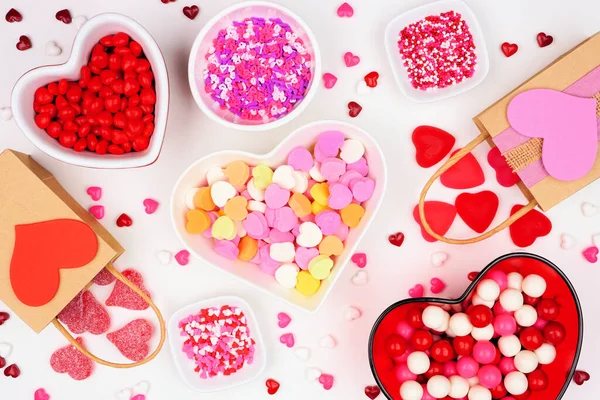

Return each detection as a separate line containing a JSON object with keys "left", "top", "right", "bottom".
{"left": 319, "top": 373, "right": 335, "bottom": 390}
{"left": 175, "top": 249, "right": 190, "bottom": 265}
{"left": 322, "top": 73, "right": 338, "bottom": 89}
{"left": 270, "top": 229, "right": 295, "bottom": 243}
{"left": 244, "top": 211, "right": 270, "bottom": 239}
{"left": 93, "top": 267, "right": 116, "bottom": 286}
{"left": 214, "top": 240, "right": 239, "bottom": 260}
{"left": 320, "top": 157, "right": 346, "bottom": 182}
{"left": 277, "top": 312, "right": 292, "bottom": 328}
{"left": 105, "top": 269, "right": 151, "bottom": 310}
{"left": 315, "top": 210, "right": 341, "bottom": 235}
{"left": 344, "top": 52, "right": 360, "bottom": 67}
{"left": 272, "top": 206, "right": 298, "bottom": 232}
{"left": 34, "top": 389, "right": 50, "bottom": 400}
{"left": 337, "top": 2, "right": 354, "bottom": 17}
{"left": 288, "top": 146, "right": 314, "bottom": 171}
{"left": 131, "top": 396, "right": 146, "bottom": 400}
{"left": 279, "top": 332, "right": 295, "bottom": 348}
{"left": 107, "top": 319, "right": 153, "bottom": 362}
{"left": 50, "top": 337, "right": 94, "bottom": 380}
{"left": 86, "top": 186, "right": 102, "bottom": 201}
{"left": 143, "top": 198, "right": 159, "bottom": 214}
{"left": 295, "top": 246, "right": 319, "bottom": 270}
{"left": 328, "top": 183, "right": 353, "bottom": 210}
{"left": 430, "top": 278, "right": 446, "bottom": 294}
{"left": 315, "top": 131, "right": 345, "bottom": 162}
{"left": 351, "top": 252, "right": 367, "bottom": 268}
{"left": 265, "top": 184, "right": 291, "bottom": 209}
{"left": 352, "top": 177, "right": 375, "bottom": 202}
{"left": 408, "top": 284, "right": 424, "bottom": 298}
{"left": 583, "top": 246, "right": 599, "bottom": 263}
{"left": 89, "top": 205, "right": 105, "bottom": 220}
{"left": 347, "top": 157, "right": 369, "bottom": 176}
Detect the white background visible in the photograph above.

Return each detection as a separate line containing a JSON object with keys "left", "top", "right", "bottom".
{"left": 1, "top": 0, "right": 599, "bottom": 399}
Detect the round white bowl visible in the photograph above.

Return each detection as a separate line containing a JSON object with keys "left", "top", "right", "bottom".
{"left": 170, "top": 120, "right": 387, "bottom": 312}
{"left": 188, "top": 1, "right": 321, "bottom": 132}
{"left": 11, "top": 13, "right": 169, "bottom": 168}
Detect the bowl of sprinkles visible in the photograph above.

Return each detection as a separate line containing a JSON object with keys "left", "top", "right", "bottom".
{"left": 188, "top": 1, "right": 321, "bottom": 131}
{"left": 168, "top": 296, "right": 266, "bottom": 392}
{"left": 384, "top": 0, "right": 489, "bottom": 103}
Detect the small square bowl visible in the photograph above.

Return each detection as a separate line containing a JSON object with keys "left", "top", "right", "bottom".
{"left": 384, "top": 0, "right": 489, "bottom": 103}
{"left": 188, "top": 1, "right": 321, "bottom": 132}
{"left": 11, "top": 13, "right": 169, "bottom": 168}
{"left": 168, "top": 295, "right": 266, "bottom": 393}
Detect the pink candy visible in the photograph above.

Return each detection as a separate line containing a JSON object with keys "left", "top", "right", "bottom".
{"left": 287, "top": 147, "right": 314, "bottom": 171}
{"left": 328, "top": 184, "right": 353, "bottom": 210}
{"left": 315, "top": 210, "right": 341, "bottom": 235}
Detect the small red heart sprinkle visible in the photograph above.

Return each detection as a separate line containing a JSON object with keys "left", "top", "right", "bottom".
{"left": 16, "top": 35, "right": 32, "bottom": 51}
{"left": 412, "top": 125, "right": 456, "bottom": 168}
{"left": 0, "top": 311, "right": 10, "bottom": 325}
{"left": 4, "top": 364, "right": 20, "bottom": 378}
{"left": 509, "top": 204, "right": 552, "bottom": 247}
{"left": 440, "top": 149, "right": 484, "bottom": 189}
{"left": 5, "top": 8, "right": 22, "bottom": 23}
{"left": 116, "top": 213, "right": 133, "bottom": 227}
{"left": 348, "top": 101, "right": 362, "bottom": 118}
{"left": 487, "top": 147, "right": 520, "bottom": 187}
{"left": 182, "top": 5, "right": 199, "bottom": 20}
{"left": 364, "top": 71, "right": 379, "bottom": 88}
{"left": 501, "top": 42, "right": 519, "bottom": 57}
{"left": 537, "top": 32, "right": 553, "bottom": 48}
{"left": 573, "top": 370, "right": 590, "bottom": 385}
{"left": 388, "top": 232, "right": 405, "bottom": 247}
{"left": 413, "top": 201, "right": 457, "bottom": 243}
{"left": 364, "top": 385, "right": 381, "bottom": 399}
{"left": 467, "top": 271, "right": 479, "bottom": 281}
{"left": 55, "top": 9, "right": 72, "bottom": 24}
{"left": 266, "top": 378, "right": 280, "bottom": 395}
{"left": 455, "top": 190, "right": 499, "bottom": 234}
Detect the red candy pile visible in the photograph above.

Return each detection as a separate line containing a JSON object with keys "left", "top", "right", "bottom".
{"left": 33, "top": 32, "right": 156, "bottom": 155}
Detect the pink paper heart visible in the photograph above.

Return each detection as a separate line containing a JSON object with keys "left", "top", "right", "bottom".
{"left": 582, "top": 246, "right": 599, "bottom": 263}
{"left": 408, "top": 284, "right": 424, "bottom": 298}
{"left": 319, "top": 373, "right": 334, "bottom": 390}
{"left": 175, "top": 250, "right": 190, "bottom": 266}
{"left": 322, "top": 73, "right": 338, "bottom": 89}
{"left": 344, "top": 52, "right": 360, "bottom": 67}
{"left": 86, "top": 186, "right": 102, "bottom": 201}
{"left": 507, "top": 89, "right": 599, "bottom": 181}
{"left": 277, "top": 312, "right": 291, "bottom": 328}
{"left": 351, "top": 252, "right": 367, "bottom": 268}
{"left": 34, "top": 389, "right": 50, "bottom": 400}
{"left": 89, "top": 205, "right": 105, "bottom": 220}
{"left": 279, "top": 333, "right": 295, "bottom": 348}
{"left": 337, "top": 2, "right": 354, "bottom": 17}
{"left": 430, "top": 277, "right": 446, "bottom": 294}
{"left": 143, "top": 198, "right": 159, "bottom": 214}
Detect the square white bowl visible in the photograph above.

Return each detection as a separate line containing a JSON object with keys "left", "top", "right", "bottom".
{"left": 167, "top": 296, "right": 266, "bottom": 392}
{"left": 170, "top": 120, "right": 387, "bottom": 312}
{"left": 11, "top": 13, "right": 169, "bottom": 168}
{"left": 384, "top": 0, "right": 489, "bottom": 103}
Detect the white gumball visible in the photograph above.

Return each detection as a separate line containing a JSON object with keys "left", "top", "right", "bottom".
{"left": 449, "top": 375, "right": 470, "bottom": 398}
{"left": 407, "top": 351, "right": 430, "bottom": 375}
{"left": 514, "top": 305, "right": 538, "bottom": 327}
{"left": 468, "top": 385, "right": 491, "bottom": 400}
{"left": 427, "top": 375, "right": 451, "bottom": 398}
{"left": 535, "top": 343, "right": 556, "bottom": 364}
{"left": 522, "top": 274, "right": 547, "bottom": 298}
{"left": 437, "top": 315, "right": 450, "bottom": 333}
{"left": 445, "top": 327, "right": 457, "bottom": 338}
{"left": 506, "top": 272, "right": 524, "bottom": 291}
{"left": 471, "top": 324, "right": 494, "bottom": 341}
{"left": 476, "top": 279, "right": 501, "bottom": 301}
{"left": 504, "top": 371, "right": 528, "bottom": 395}
{"left": 499, "top": 289, "right": 524, "bottom": 312}
{"left": 471, "top": 294, "right": 495, "bottom": 308}
{"left": 449, "top": 313, "right": 473, "bottom": 337}
{"left": 466, "top": 377, "right": 480, "bottom": 387}
{"left": 400, "top": 380, "right": 423, "bottom": 400}
{"left": 423, "top": 306, "right": 447, "bottom": 330}
{"left": 498, "top": 335, "right": 521, "bottom": 357}
{"left": 514, "top": 350, "right": 538, "bottom": 373}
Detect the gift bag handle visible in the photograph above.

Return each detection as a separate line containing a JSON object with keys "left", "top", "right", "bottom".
{"left": 51, "top": 263, "right": 166, "bottom": 368}
{"left": 418, "top": 132, "right": 538, "bottom": 245}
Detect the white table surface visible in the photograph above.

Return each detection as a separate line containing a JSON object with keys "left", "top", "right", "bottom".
{"left": 1, "top": 0, "right": 599, "bottom": 399}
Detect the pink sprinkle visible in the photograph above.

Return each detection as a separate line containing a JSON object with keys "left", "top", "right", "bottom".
{"left": 143, "top": 198, "right": 159, "bottom": 214}
{"left": 351, "top": 252, "right": 367, "bottom": 268}
{"left": 277, "top": 312, "right": 291, "bottom": 328}
{"left": 430, "top": 277, "right": 446, "bottom": 294}
{"left": 175, "top": 250, "right": 191, "bottom": 265}
{"left": 86, "top": 186, "right": 102, "bottom": 201}
{"left": 583, "top": 246, "right": 599, "bottom": 263}
{"left": 89, "top": 205, "right": 105, "bottom": 220}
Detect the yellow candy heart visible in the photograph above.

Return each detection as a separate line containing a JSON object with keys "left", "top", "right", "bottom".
{"left": 311, "top": 200, "right": 330, "bottom": 215}
{"left": 296, "top": 270, "right": 321, "bottom": 296}
{"left": 310, "top": 183, "right": 329, "bottom": 206}
{"left": 308, "top": 254, "right": 334, "bottom": 280}
{"left": 185, "top": 209, "right": 211, "bottom": 234}
{"left": 212, "top": 215, "right": 236, "bottom": 240}
{"left": 318, "top": 236, "right": 344, "bottom": 256}
{"left": 252, "top": 164, "right": 274, "bottom": 190}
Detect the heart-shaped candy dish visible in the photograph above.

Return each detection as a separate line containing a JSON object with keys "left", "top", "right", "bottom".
{"left": 171, "top": 120, "right": 387, "bottom": 312}
{"left": 369, "top": 253, "right": 583, "bottom": 400}
{"left": 11, "top": 13, "right": 169, "bottom": 168}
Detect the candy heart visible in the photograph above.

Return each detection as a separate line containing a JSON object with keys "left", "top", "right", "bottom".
{"left": 107, "top": 319, "right": 154, "bottom": 361}
{"left": 294, "top": 347, "right": 311, "bottom": 361}
{"left": 430, "top": 277, "right": 446, "bottom": 294}
{"left": 507, "top": 89, "right": 598, "bottom": 181}
{"left": 45, "top": 41, "right": 62, "bottom": 56}
{"left": 296, "top": 222, "right": 323, "bottom": 248}
{"left": 357, "top": 81, "right": 371, "bottom": 95}
{"left": 131, "top": 395, "right": 146, "bottom": 400}
{"left": 337, "top": 2, "right": 354, "bottom": 17}
{"left": 58, "top": 290, "right": 110, "bottom": 335}
{"left": 364, "top": 71, "right": 379, "bottom": 88}
{"left": 16, "top": 35, "right": 32, "bottom": 51}
{"left": 365, "top": 385, "right": 381, "bottom": 399}
{"left": 467, "top": 271, "right": 479, "bottom": 281}
{"left": 86, "top": 186, "right": 102, "bottom": 201}
{"left": 348, "top": 101, "right": 362, "bottom": 117}
{"left": 351, "top": 252, "right": 367, "bottom": 268}
{"left": 279, "top": 333, "right": 295, "bottom": 348}
{"left": 345, "top": 306, "right": 361, "bottom": 321}
{"left": 455, "top": 190, "right": 499, "bottom": 233}
{"left": 537, "top": 32, "right": 554, "bottom": 48}
{"left": 73, "top": 15, "right": 87, "bottom": 29}
{"left": 55, "top": 9, "right": 72, "bottom": 24}
{"left": 277, "top": 312, "right": 292, "bottom": 328}
{"left": 34, "top": 389, "right": 50, "bottom": 400}
{"left": 4, "top": 364, "right": 20, "bottom": 378}
{"left": 412, "top": 125, "right": 456, "bottom": 168}
{"left": 560, "top": 233, "right": 576, "bottom": 250}
{"left": 182, "top": 5, "right": 199, "bottom": 20}
{"left": 319, "top": 373, "right": 334, "bottom": 390}
{"left": 156, "top": 250, "right": 172, "bottom": 264}
{"left": 0, "top": 356, "right": 5, "bottom": 368}
{"left": 133, "top": 380, "right": 150, "bottom": 395}
{"left": 106, "top": 269, "right": 151, "bottom": 310}
{"left": 582, "top": 246, "right": 598, "bottom": 263}
{"left": 93, "top": 267, "right": 116, "bottom": 286}
{"left": 306, "top": 367, "right": 322, "bottom": 381}
{"left": 501, "top": 42, "right": 518, "bottom": 57}
{"left": 10, "top": 219, "right": 98, "bottom": 307}
{"left": 322, "top": 73, "right": 338, "bottom": 89}
{"left": 143, "top": 198, "right": 159, "bottom": 214}
{"left": 352, "top": 270, "right": 368, "bottom": 285}
{"left": 582, "top": 202, "right": 598, "bottom": 217}
{"left": 116, "top": 213, "right": 133, "bottom": 227}
{"left": 89, "top": 205, "right": 105, "bottom": 220}
{"left": 0, "top": 342, "right": 12, "bottom": 358}
{"left": 5, "top": 8, "right": 22, "bottom": 22}
{"left": 117, "top": 389, "right": 133, "bottom": 400}
{"left": 211, "top": 181, "right": 237, "bottom": 207}
{"left": 413, "top": 201, "right": 457, "bottom": 242}
{"left": 344, "top": 52, "right": 360, "bottom": 67}
{"left": 50, "top": 337, "right": 94, "bottom": 380}
{"left": 408, "top": 284, "right": 424, "bottom": 298}
{"left": 0, "top": 107, "right": 13, "bottom": 121}
{"left": 509, "top": 205, "right": 552, "bottom": 247}
{"left": 487, "top": 147, "right": 520, "bottom": 187}
{"left": 388, "top": 232, "right": 405, "bottom": 247}
{"left": 573, "top": 370, "right": 590, "bottom": 385}
{"left": 431, "top": 252, "right": 448, "bottom": 267}
{"left": 266, "top": 378, "right": 280, "bottom": 395}
{"left": 319, "top": 334, "right": 337, "bottom": 348}
{"left": 440, "top": 149, "right": 484, "bottom": 189}
{"left": 272, "top": 165, "right": 296, "bottom": 190}
{"left": 0, "top": 311, "right": 10, "bottom": 325}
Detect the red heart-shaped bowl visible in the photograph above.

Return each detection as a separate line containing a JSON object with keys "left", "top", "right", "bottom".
{"left": 369, "top": 253, "right": 583, "bottom": 400}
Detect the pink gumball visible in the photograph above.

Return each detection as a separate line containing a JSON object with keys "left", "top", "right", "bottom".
{"left": 396, "top": 321, "right": 415, "bottom": 340}
{"left": 395, "top": 363, "right": 417, "bottom": 383}
{"left": 533, "top": 317, "right": 548, "bottom": 330}
{"left": 394, "top": 345, "right": 413, "bottom": 363}
{"left": 498, "top": 357, "right": 517, "bottom": 375}
{"left": 457, "top": 356, "right": 480, "bottom": 378}
{"left": 443, "top": 361, "right": 458, "bottom": 377}
{"left": 473, "top": 341, "right": 496, "bottom": 364}
{"left": 477, "top": 365, "right": 502, "bottom": 389}
{"left": 421, "top": 384, "right": 436, "bottom": 400}
{"left": 493, "top": 314, "right": 517, "bottom": 336}
{"left": 487, "top": 270, "right": 508, "bottom": 291}
{"left": 493, "top": 302, "right": 512, "bottom": 315}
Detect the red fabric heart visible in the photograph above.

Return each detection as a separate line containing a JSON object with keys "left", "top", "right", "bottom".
{"left": 364, "top": 71, "right": 379, "bottom": 88}
{"left": 107, "top": 319, "right": 153, "bottom": 362}
{"left": 4, "top": 364, "right": 20, "bottom": 378}
{"left": 501, "top": 42, "right": 519, "bottom": 57}
{"left": 413, "top": 201, "right": 457, "bottom": 242}
{"left": 364, "top": 385, "right": 381, "bottom": 399}
{"left": 0, "top": 311, "right": 10, "bottom": 325}
{"left": 573, "top": 370, "right": 590, "bottom": 385}
{"left": 55, "top": 9, "right": 72, "bottom": 24}
{"left": 509, "top": 205, "right": 552, "bottom": 247}
{"left": 440, "top": 149, "right": 484, "bottom": 189}
{"left": 5, "top": 8, "right": 22, "bottom": 23}
{"left": 455, "top": 191, "right": 499, "bottom": 234}
{"left": 388, "top": 232, "right": 405, "bottom": 247}
{"left": 537, "top": 32, "right": 554, "bottom": 48}
{"left": 487, "top": 147, "right": 520, "bottom": 187}
{"left": 412, "top": 125, "right": 456, "bottom": 168}
{"left": 10, "top": 219, "right": 98, "bottom": 307}
{"left": 92, "top": 267, "right": 116, "bottom": 286}
{"left": 58, "top": 291, "right": 110, "bottom": 335}
{"left": 348, "top": 101, "right": 362, "bottom": 118}
{"left": 116, "top": 213, "right": 133, "bottom": 227}
{"left": 183, "top": 5, "right": 199, "bottom": 19}
{"left": 50, "top": 337, "right": 94, "bottom": 380}
{"left": 266, "top": 378, "right": 280, "bottom": 395}
{"left": 105, "top": 269, "right": 151, "bottom": 310}
{"left": 16, "top": 35, "right": 31, "bottom": 51}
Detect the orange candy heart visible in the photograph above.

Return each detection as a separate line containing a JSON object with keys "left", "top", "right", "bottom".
{"left": 193, "top": 187, "right": 216, "bottom": 211}
{"left": 186, "top": 209, "right": 211, "bottom": 234}
{"left": 238, "top": 236, "right": 258, "bottom": 261}
{"left": 224, "top": 196, "right": 248, "bottom": 221}
{"left": 225, "top": 161, "right": 250, "bottom": 187}
{"left": 289, "top": 193, "right": 312, "bottom": 218}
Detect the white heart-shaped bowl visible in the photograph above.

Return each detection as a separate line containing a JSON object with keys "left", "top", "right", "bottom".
{"left": 11, "top": 13, "right": 169, "bottom": 168}
{"left": 171, "top": 121, "right": 387, "bottom": 312}
{"left": 188, "top": 1, "right": 321, "bottom": 132}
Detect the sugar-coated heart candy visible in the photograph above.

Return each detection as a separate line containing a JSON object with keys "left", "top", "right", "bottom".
{"left": 270, "top": 242, "right": 296, "bottom": 263}
{"left": 214, "top": 240, "right": 239, "bottom": 260}
{"left": 107, "top": 319, "right": 153, "bottom": 362}
{"left": 295, "top": 246, "right": 319, "bottom": 270}
{"left": 186, "top": 209, "right": 211, "bottom": 234}
{"left": 212, "top": 216, "right": 236, "bottom": 240}
{"left": 211, "top": 181, "right": 237, "bottom": 207}
{"left": 224, "top": 160, "right": 249, "bottom": 187}
{"left": 340, "top": 138, "right": 365, "bottom": 164}
{"left": 296, "top": 270, "right": 320, "bottom": 295}
{"left": 93, "top": 267, "right": 116, "bottom": 285}
{"left": 206, "top": 166, "right": 226, "bottom": 185}
{"left": 105, "top": 269, "right": 151, "bottom": 310}
{"left": 351, "top": 177, "right": 375, "bottom": 202}
{"left": 319, "top": 236, "right": 344, "bottom": 256}
{"left": 287, "top": 147, "right": 314, "bottom": 171}
{"left": 308, "top": 255, "right": 334, "bottom": 279}
{"left": 265, "top": 184, "right": 291, "bottom": 209}
{"left": 320, "top": 158, "right": 346, "bottom": 182}
{"left": 272, "top": 165, "right": 296, "bottom": 190}
{"left": 309, "top": 163, "right": 326, "bottom": 182}
{"left": 252, "top": 165, "right": 274, "bottom": 190}
{"left": 341, "top": 203, "right": 365, "bottom": 228}
{"left": 291, "top": 170, "right": 309, "bottom": 194}
{"left": 275, "top": 263, "right": 300, "bottom": 288}
{"left": 58, "top": 290, "right": 110, "bottom": 335}
{"left": 50, "top": 337, "right": 94, "bottom": 380}
{"left": 259, "top": 244, "right": 281, "bottom": 275}
{"left": 185, "top": 188, "right": 200, "bottom": 209}
{"left": 296, "top": 222, "right": 323, "bottom": 248}
{"left": 327, "top": 183, "right": 353, "bottom": 210}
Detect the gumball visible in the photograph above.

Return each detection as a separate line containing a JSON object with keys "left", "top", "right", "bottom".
{"left": 428, "top": 375, "right": 451, "bottom": 398}
{"left": 522, "top": 294, "right": 540, "bottom": 307}
{"left": 534, "top": 343, "right": 556, "bottom": 365}
{"left": 512, "top": 390, "right": 531, "bottom": 400}
{"left": 471, "top": 324, "right": 494, "bottom": 341}
{"left": 395, "top": 363, "right": 417, "bottom": 384}
{"left": 425, "top": 361, "right": 444, "bottom": 379}
{"left": 491, "top": 347, "right": 502, "bottom": 365}
{"left": 493, "top": 301, "right": 511, "bottom": 315}
{"left": 477, "top": 279, "right": 501, "bottom": 302}
{"left": 498, "top": 335, "right": 521, "bottom": 357}
{"left": 507, "top": 272, "right": 523, "bottom": 291}
{"left": 400, "top": 380, "right": 423, "bottom": 400}
{"left": 519, "top": 327, "right": 544, "bottom": 351}
{"left": 499, "top": 289, "right": 523, "bottom": 312}
{"left": 514, "top": 305, "right": 537, "bottom": 327}
{"left": 397, "top": 320, "right": 416, "bottom": 340}
{"left": 493, "top": 314, "right": 517, "bottom": 336}
{"left": 454, "top": 335, "right": 475, "bottom": 356}
{"left": 487, "top": 270, "right": 508, "bottom": 291}
{"left": 473, "top": 341, "right": 496, "bottom": 365}
{"left": 468, "top": 305, "right": 493, "bottom": 328}
{"left": 421, "top": 384, "right": 436, "bottom": 400}
{"left": 477, "top": 365, "right": 502, "bottom": 389}
{"left": 504, "top": 371, "right": 528, "bottom": 395}
{"left": 445, "top": 326, "right": 457, "bottom": 339}
{"left": 411, "top": 330, "right": 434, "bottom": 351}
{"left": 431, "top": 339, "right": 455, "bottom": 363}
{"left": 513, "top": 350, "right": 538, "bottom": 374}
{"left": 406, "top": 307, "right": 425, "bottom": 329}
{"left": 468, "top": 385, "right": 492, "bottom": 400}
{"left": 521, "top": 275, "right": 546, "bottom": 298}
{"left": 443, "top": 361, "right": 458, "bottom": 377}
{"left": 543, "top": 321, "right": 566, "bottom": 345}
{"left": 498, "top": 357, "right": 517, "bottom": 376}
{"left": 407, "top": 351, "right": 430, "bottom": 375}
{"left": 449, "top": 375, "right": 470, "bottom": 398}
{"left": 532, "top": 317, "right": 548, "bottom": 330}
{"left": 385, "top": 334, "right": 407, "bottom": 357}
{"left": 457, "top": 356, "right": 480, "bottom": 378}
{"left": 527, "top": 369, "right": 548, "bottom": 391}
{"left": 450, "top": 313, "right": 474, "bottom": 337}
{"left": 472, "top": 294, "right": 495, "bottom": 308}
{"left": 466, "top": 376, "right": 480, "bottom": 387}
{"left": 490, "top": 382, "right": 508, "bottom": 399}
{"left": 536, "top": 298, "right": 559, "bottom": 321}
{"left": 423, "top": 306, "right": 448, "bottom": 330}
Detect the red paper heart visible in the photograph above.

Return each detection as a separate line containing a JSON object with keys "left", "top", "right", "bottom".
{"left": 107, "top": 319, "right": 153, "bottom": 362}
{"left": 487, "top": 147, "right": 520, "bottom": 187}
{"left": 348, "top": 101, "right": 362, "bottom": 117}
{"left": 573, "top": 370, "right": 590, "bottom": 385}
{"left": 58, "top": 291, "right": 110, "bottom": 335}
{"left": 182, "top": 5, "right": 199, "bottom": 19}
{"left": 388, "top": 232, "right": 405, "bottom": 247}
{"left": 501, "top": 42, "right": 519, "bottom": 57}
{"left": 455, "top": 191, "right": 499, "bottom": 233}
{"left": 92, "top": 267, "right": 116, "bottom": 286}
{"left": 509, "top": 205, "right": 552, "bottom": 247}
{"left": 4, "top": 364, "right": 20, "bottom": 378}
{"left": 10, "top": 219, "right": 98, "bottom": 307}
{"left": 440, "top": 149, "right": 484, "bottom": 189}
{"left": 537, "top": 32, "right": 554, "bottom": 48}
{"left": 105, "top": 269, "right": 151, "bottom": 310}
{"left": 413, "top": 201, "right": 457, "bottom": 242}
{"left": 16, "top": 35, "right": 32, "bottom": 51}
{"left": 55, "top": 9, "right": 72, "bottom": 24}
{"left": 5, "top": 8, "right": 22, "bottom": 23}
{"left": 116, "top": 213, "right": 133, "bottom": 227}
{"left": 266, "top": 378, "right": 280, "bottom": 395}
{"left": 412, "top": 126, "right": 456, "bottom": 168}
{"left": 50, "top": 337, "right": 94, "bottom": 380}
{"left": 0, "top": 311, "right": 10, "bottom": 325}
{"left": 364, "top": 385, "right": 381, "bottom": 399}
{"left": 364, "top": 71, "right": 379, "bottom": 88}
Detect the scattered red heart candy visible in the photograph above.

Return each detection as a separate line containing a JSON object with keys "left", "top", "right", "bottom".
{"left": 182, "top": 5, "right": 199, "bottom": 19}
{"left": 413, "top": 201, "right": 457, "bottom": 242}
{"left": 509, "top": 204, "right": 552, "bottom": 247}
{"left": 440, "top": 149, "right": 484, "bottom": 189}
{"left": 161, "top": 0, "right": 176, "bottom": 3}
{"left": 0, "top": 311, "right": 10, "bottom": 325}
{"left": 348, "top": 101, "right": 362, "bottom": 117}
{"left": 430, "top": 277, "right": 446, "bottom": 294}
{"left": 364, "top": 71, "right": 379, "bottom": 88}
{"left": 16, "top": 35, "right": 32, "bottom": 51}
{"left": 92, "top": 267, "right": 116, "bottom": 286}
{"left": 5, "top": 8, "right": 22, "bottom": 23}
{"left": 266, "top": 378, "right": 280, "bottom": 395}
{"left": 488, "top": 147, "right": 520, "bottom": 187}
{"left": 537, "top": 32, "right": 554, "bottom": 48}
{"left": 0, "top": 356, "right": 5, "bottom": 368}
{"left": 364, "top": 384, "right": 381, "bottom": 399}
{"left": 106, "top": 269, "right": 151, "bottom": 310}
{"left": 58, "top": 291, "right": 111, "bottom": 335}
{"left": 573, "top": 370, "right": 590, "bottom": 385}
{"left": 412, "top": 125, "right": 456, "bottom": 168}
{"left": 55, "top": 9, "right": 72, "bottom": 24}
{"left": 455, "top": 190, "right": 499, "bottom": 234}
{"left": 388, "top": 232, "right": 405, "bottom": 247}
{"left": 4, "top": 364, "right": 20, "bottom": 378}
{"left": 50, "top": 337, "right": 94, "bottom": 380}
{"left": 501, "top": 42, "right": 519, "bottom": 57}
{"left": 467, "top": 271, "right": 479, "bottom": 281}
{"left": 116, "top": 213, "right": 133, "bottom": 227}
{"left": 107, "top": 319, "right": 153, "bottom": 362}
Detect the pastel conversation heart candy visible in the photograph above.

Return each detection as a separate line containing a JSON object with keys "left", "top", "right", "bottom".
{"left": 328, "top": 183, "right": 353, "bottom": 210}
{"left": 308, "top": 254, "right": 334, "bottom": 279}
{"left": 287, "top": 147, "right": 314, "bottom": 171}
{"left": 265, "top": 184, "right": 291, "bottom": 209}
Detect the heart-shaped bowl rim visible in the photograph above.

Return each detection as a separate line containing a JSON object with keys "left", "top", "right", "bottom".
{"left": 11, "top": 12, "right": 169, "bottom": 169}
{"left": 368, "top": 252, "right": 584, "bottom": 400}
{"left": 170, "top": 120, "right": 387, "bottom": 312}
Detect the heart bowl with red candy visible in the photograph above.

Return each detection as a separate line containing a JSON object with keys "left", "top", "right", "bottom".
{"left": 369, "top": 253, "right": 583, "bottom": 400}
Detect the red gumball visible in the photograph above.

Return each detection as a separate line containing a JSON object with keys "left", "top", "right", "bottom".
{"left": 468, "top": 304, "right": 493, "bottom": 328}
{"left": 528, "top": 369, "right": 549, "bottom": 391}
{"left": 491, "top": 382, "right": 508, "bottom": 398}
{"left": 513, "top": 390, "right": 531, "bottom": 400}
{"left": 431, "top": 339, "right": 455, "bottom": 363}
{"left": 520, "top": 327, "right": 544, "bottom": 351}
{"left": 411, "top": 330, "right": 433, "bottom": 351}
{"left": 543, "top": 321, "right": 566, "bottom": 345}
{"left": 536, "top": 298, "right": 560, "bottom": 321}
{"left": 453, "top": 335, "right": 474, "bottom": 356}
{"left": 523, "top": 294, "right": 540, "bottom": 307}
{"left": 385, "top": 335, "right": 407, "bottom": 358}
{"left": 491, "top": 347, "right": 501, "bottom": 365}
{"left": 406, "top": 307, "right": 425, "bottom": 329}
{"left": 425, "top": 361, "right": 444, "bottom": 379}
